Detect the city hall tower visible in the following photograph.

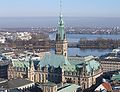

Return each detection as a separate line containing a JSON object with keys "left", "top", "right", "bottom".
{"left": 55, "top": 0, "right": 68, "bottom": 58}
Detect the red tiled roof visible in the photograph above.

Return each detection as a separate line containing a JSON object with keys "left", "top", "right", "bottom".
{"left": 102, "top": 82, "right": 112, "bottom": 91}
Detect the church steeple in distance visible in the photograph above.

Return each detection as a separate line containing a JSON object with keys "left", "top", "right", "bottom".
{"left": 55, "top": 0, "right": 68, "bottom": 58}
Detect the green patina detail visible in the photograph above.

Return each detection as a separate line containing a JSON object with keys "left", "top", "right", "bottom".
{"left": 11, "top": 54, "right": 101, "bottom": 74}
{"left": 39, "top": 53, "right": 70, "bottom": 68}
{"left": 12, "top": 60, "right": 29, "bottom": 68}
{"left": 85, "top": 60, "right": 100, "bottom": 75}
{"left": 68, "top": 57, "right": 84, "bottom": 65}
{"left": 69, "top": 56, "right": 101, "bottom": 76}
{"left": 68, "top": 56, "right": 101, "bottom": 74}
{"left": 112, "top": 73, "right": 120, "bottom": 81}
{"left": 58, "top": 14, "right": 65, "bottom": 41}
{"left": 61, "top": 64, "right": 76, "bottom": 72}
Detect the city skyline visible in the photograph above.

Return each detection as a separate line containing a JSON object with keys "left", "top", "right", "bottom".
{"left": 0, "top": 0, "right": 120, "bottom": 17}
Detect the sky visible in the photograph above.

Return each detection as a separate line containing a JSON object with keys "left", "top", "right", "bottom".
{"left": 0, "top": 0, "right": 120, "bottom": 17}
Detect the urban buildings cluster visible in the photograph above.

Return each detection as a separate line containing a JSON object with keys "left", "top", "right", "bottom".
{"left": 0, "top": 32, "right": 32, "bottom": 42}
{"left": 0, "top": 11, "right": 102, "bottom": 92}
{"left": 1, "top": 26, "right": 120, "bottom": 35}
{"left": 0, "top": 2, "right": 120, "bottom": 92}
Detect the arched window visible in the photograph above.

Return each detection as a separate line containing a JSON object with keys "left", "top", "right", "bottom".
{"left": 65, "top": 53, "right": 66, "bottom": 56}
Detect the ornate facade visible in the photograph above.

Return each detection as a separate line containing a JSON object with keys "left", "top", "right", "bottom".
{"left": 7, "top": 54, "right": 103, "bottom": 89}
{"left": 7, "top": 6, "right": 103, "bottom": 90}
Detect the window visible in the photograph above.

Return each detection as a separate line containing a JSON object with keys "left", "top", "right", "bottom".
{"left": 65, "top": 53, "right": 66, "bottom": 56}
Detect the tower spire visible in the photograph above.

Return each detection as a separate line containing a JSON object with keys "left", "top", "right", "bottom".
{"left": 60, "top": 0, "right": 62, "bottom": 16}
{"left": 55, "top": 0, "right": 68, "bottom": 58}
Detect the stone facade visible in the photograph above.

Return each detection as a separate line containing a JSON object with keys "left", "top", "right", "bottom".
{"left": 100, "top": 48, "right": 120, "bottom": 72}
{"left": 7, "top": 7, "right": 103, "bottom": 90}
{"left": 7, "top": 56, "right": 103, "bottom": 90}
{"left": 7, "top": 61, "right": 47, "bottom": 84}
{"left": 42, "top": 82, "right": 57, "bottom": 92}
{"left": 101, "top": 59, "right": 120, "bottom": 72}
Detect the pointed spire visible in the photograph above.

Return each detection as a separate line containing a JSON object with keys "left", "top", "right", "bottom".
{"left": 59, "top": 0, "right": 64, "bottom": 26}
{"left": 60, "top": 0, "right": 62, "bottom": 16}
{"left": 56, "top": 0, "right": 65, "bottom": 41}
{"left": 55, "top": 0, "right": 68, "bottom": 58}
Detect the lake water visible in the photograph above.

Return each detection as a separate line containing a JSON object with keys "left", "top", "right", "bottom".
{"left": 51, "top": 48, "right": 111, "bottom": 57}
{"left": 49, "top": 33, "right": 120, "bottom": 42}
{"left": 50, "top": 33, "right": 119, "bottom": 56}
{"left": 0, "top": 17, "right": 120, "bottom": 56}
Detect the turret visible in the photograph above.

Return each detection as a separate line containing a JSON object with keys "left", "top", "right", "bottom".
{"left": 28, "top": 60, "right": 35, "bottom": 82}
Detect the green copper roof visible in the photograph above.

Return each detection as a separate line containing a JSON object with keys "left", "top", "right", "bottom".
{"left": 12, "top": 60, "right": 29, "bottom": 68}
{"left": 84, "top": 55, "right": 95, "bottom": 61}
{"left": 61, "top": 64, "right": 76, "bottom": 72}
{"left": 111, "top": 73, "right": 120, "bottom": 81}
{"left": 85, "top": 59, "right": 100, "bottom": 74}
{"left": 68, "top": 56, "right": 101, "bottom": 74}
{"left": 57, "top": 14, "right": 66, "bottom": 41}
{"left": 68, "top": 57, "right": 84, "bottom": 65}
{"left": 39, "top": 54, "right": 70, "bottom": 68}
{"left": 59, "top": 15, "right": 64, "bottom": 26}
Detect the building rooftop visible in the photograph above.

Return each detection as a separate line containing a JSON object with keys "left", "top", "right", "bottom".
{"left": 12, "top": 60, "right": 30, "bottom": 68}
{"left": 95, "top": 82, "right": 112, "bottom": 92}
{"left": 69, "top": 56, "right": 101, "bottom": 74}
{"left": 41, "top": 82, "right": 56, "bottom": 87}
{"left": 85, "top": 59, "right": 100, "bottom": 74}
{"left": 57, "top": 83, "right": 81, "bottom": 92}
{"left": 39, "top": 53, "right": 70, "bottom": 68}
{"left": 0, "top": 78, "right": 7, "bottom": 83}
{"left": 0, "top": 61, "right": 9, "bottom": 66}
{"left": 111, "top": 73, "right": 120, "bottom": 81}
{"left": 100, "top": 48, "right": 120, "bottom": 60}
{"left": 0, "top": 78, "right": 34, "bottom": 89}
